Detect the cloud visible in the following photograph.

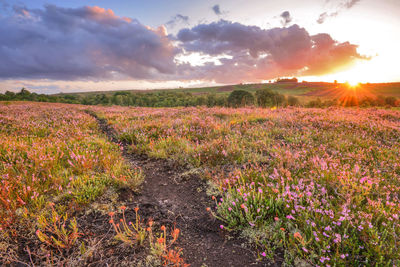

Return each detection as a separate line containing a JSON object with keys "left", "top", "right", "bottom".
{"left": 317, "top": 0, "right": 361, "bottom": 24}
{"left": 166, "top": 14, "right": 189, "bottom": 28}
{"left": 343, "top": 0, "right": 361, "bottom": 9}
{"left": 0, "top": 4, "right": 367, "bottom": 87}
{"left": 0, "top": 5, "right": 179, "bottom": 80}
{"left": 0, "top": 0, "right": 9, "bottom": 11}
{"left": 176, "top": 20, "right": 367, "bottom": 83}
{"left": 212, "top": 4, "right": 222, "bottom": 15}
{"left": 280, "top": 11, "right": 292, "bottom": 26}
{"left": 317, "top": 12, "right": 328, "bottom": 24}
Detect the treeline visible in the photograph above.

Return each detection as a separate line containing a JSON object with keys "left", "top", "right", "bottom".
{"left": 307, "top": 95, "right": 399, "bottom": 108}
{"left": 0, "top": 88, "right": 292, "bottom": 107}
{"left": 0, "top": 88, "right": 398, "bottom": 108}
{"left": 0, "top": 89, "right": 226, "bottom": 107}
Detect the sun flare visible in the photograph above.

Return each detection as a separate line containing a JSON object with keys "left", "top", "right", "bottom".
{"left": 348, "top": 80, "right": 360, "bottom": 87}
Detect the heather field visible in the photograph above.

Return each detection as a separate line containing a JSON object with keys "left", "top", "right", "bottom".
{"left": 0, "top": 102, "right": 181, "bottom": 265}
{"left": 1, "top": 102, "right": 400, "bottom": 266}
{"left": 91, "top": 105, "right": 400, "bottom": 266}
{"left": 2, "top": 0, "right": 400, "bottom": 266}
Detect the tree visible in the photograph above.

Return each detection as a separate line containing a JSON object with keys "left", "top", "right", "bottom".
{"left": 227, "top": 90, "right": 254, "bottom": 107}
{"left": 276, "top": 77, "right": 298, "bottom": 83}
{"left": 255, "top": 89, "right": 285, "bottom": 107}
{"left": 385, "top": 96, "right": 397, "bottom": 106}
{"left": 4, "top": 91, "right": 16, "bottom": 100}
{"left": 287, "top": 95, "right": 300, "bottom": 106}
{"left": 17, "top": 88, "right": 31, "bottom": 97}
{"left": 207, "top": 94, "right": 217, "bottom": 107}
{"left": 306, "top": 98, "right": 322, "bottom": 108}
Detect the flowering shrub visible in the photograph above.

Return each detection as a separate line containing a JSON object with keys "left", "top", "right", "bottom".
{"left": 214, "top": 166, "right": 399, "bottom": 265}
{"left": 92, "top": 106, "right": 400, "bottom": 265}
{"left": 109, "top": 206, "right": 188, "bottom": 266}
{"left": 36, "top": 203, "right": 80, "bottom": 251}
{"left": 109, "top": 206, "right": 147, "bottom": 246}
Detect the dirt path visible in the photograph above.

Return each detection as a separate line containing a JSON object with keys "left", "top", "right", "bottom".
{"left": 91, "top": 113, "right": 270, "bottom": 267}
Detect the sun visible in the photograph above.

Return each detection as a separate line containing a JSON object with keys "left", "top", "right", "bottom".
{"left": 347, "top": 80, "right": 360, "bottom": 87}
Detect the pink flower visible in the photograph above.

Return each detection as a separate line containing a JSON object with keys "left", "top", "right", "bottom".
{"left": 286, "top": 214, "right": 295, "bottom": 220}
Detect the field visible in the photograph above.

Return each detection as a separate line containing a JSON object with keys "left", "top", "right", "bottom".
{"left": 1, "top": 102, "right": 400, "bottom": 266}
{"left": 60, "top": 81, "right": 400, "bottom": 101}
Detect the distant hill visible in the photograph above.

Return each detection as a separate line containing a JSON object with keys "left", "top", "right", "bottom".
{"left": 3, "top": 81, "right": 399, "bottom": 108}
{"left": 57, "top": 81, "right": 400, "bottom": 100}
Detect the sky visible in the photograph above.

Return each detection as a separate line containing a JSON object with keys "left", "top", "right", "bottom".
{"left": 0, "top": 0, "right": 399, "bottom": 93}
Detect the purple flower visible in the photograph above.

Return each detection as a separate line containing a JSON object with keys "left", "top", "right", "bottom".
{"left": 286, "top": 214, "right": 295, "bottom": 220}
{"left": 334, "top": 233, "right": 342, "bottom": 243}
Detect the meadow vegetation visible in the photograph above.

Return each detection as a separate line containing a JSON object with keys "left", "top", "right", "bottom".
{"left": 0, "top": 102, "right": 145, "bottom": 264}
{"left": 90, "top": 105, "right": 400, "bottom": 266}
{"left": 1, "top": 101, "right": 399, "bottom": 266}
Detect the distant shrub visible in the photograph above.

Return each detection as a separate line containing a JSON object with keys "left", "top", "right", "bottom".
{"left": 375, "top": 95, "right": 386, "bottom": 106}
{"left": 359, "top": 96, "right": 398, "bottom": 107}
{"left": 227, "top": 90, "right": 254, "bottom": 107}
{"left": 306, "top": 98, "right": 322, "bottom": 108}
{"left": 385, "top": 96, "right": 397, "bottom": 106}
{"left": 359, "top": 97, "right": 375, "bottom": 107}
{"left": 343, "top": 96, "right": 358, "bottom": 107}
{"left": 255, "top": 89, "right": 285, "bottom": 107}
{"left": 287, "top": 96, "right": 300, "bottom": 106}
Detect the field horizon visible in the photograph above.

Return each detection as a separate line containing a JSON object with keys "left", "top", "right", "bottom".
{"left": 55, "top": 81, "right": 400, "bottom": 99}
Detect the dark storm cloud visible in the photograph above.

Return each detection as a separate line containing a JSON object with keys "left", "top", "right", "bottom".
{"left": 166, "top": 14, "right": 189, "bottom": 28}
{"left": 0, "top": 5, "right": 179, "bottom": 80}
{"left": 280, "top": 11, "right": 292, "bottom": 26}
{"left": 212, "top": 4, "right": 222, "bottom": 15}
{"left": 176, "top": 20, "right": 367, "bottom": 83}
{"left": 317, "top": 0, "right": 361, "bottom": 24}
